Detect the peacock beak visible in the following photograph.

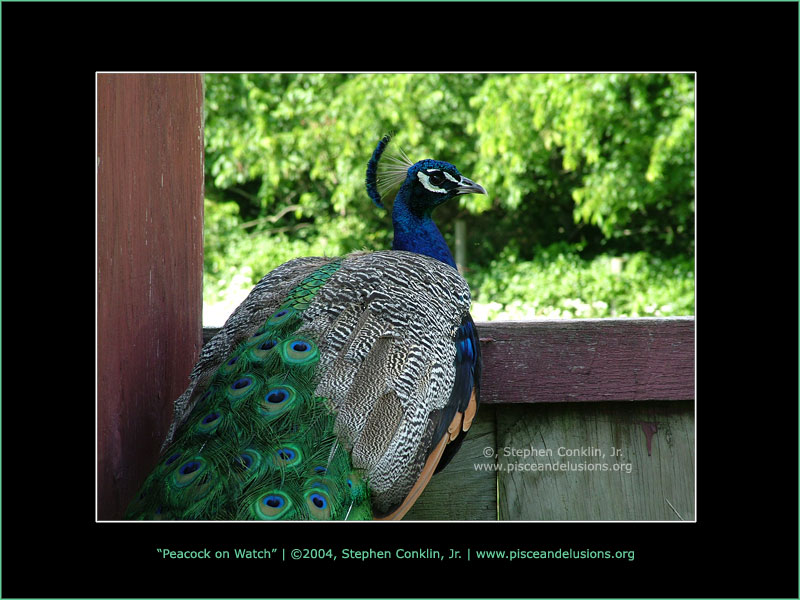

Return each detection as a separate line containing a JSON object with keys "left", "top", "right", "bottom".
{"left": 456, "top": 176, "right": 487, "bottom": 196}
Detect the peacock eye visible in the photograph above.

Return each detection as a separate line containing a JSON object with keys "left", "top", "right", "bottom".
{"left": 428, "top": 171, "right": 445, "bottom": 186}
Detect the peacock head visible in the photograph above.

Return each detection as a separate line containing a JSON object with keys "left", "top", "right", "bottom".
{"left": 366, "top": 134, "right": 486, "bottom": 216}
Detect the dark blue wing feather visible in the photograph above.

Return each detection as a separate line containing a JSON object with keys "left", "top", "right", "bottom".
{"left": 434, "top": 313, "right": 481, "bottom": 474}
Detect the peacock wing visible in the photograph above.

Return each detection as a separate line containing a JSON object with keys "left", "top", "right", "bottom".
{"left": 308, "top": 250, "right": 480, "bottom": 519}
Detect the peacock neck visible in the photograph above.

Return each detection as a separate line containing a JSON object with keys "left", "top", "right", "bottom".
{"left": 391, "top": 198, "right": 457, "bottom": 269}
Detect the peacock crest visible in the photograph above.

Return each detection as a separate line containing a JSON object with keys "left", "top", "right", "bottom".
{"left": 365, "top": 133, "right": 414, "bottom": 209}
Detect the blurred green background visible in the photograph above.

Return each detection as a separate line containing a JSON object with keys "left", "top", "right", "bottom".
{"left": 202, "top": 73, "right": 694, "bottom": 325}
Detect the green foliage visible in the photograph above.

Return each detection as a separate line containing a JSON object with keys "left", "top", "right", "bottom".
{"left": 469, "top": 243, "right": 694, "bottom": 320}
{"left": 470, "top": 73, "right": 694, "bottom": 257}
{"left": 202, "top": 73, "right": 694, "bottom": 323}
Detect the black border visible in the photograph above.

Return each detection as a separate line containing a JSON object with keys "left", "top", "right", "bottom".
{"left": 2, "top": 2, "right": 798, "bottom": 598}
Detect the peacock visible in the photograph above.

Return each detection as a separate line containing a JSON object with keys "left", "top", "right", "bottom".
{"left": 125, "top": 134, "right": 485, "bottom": 520}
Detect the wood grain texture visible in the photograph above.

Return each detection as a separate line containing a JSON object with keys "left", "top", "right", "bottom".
{"left": 496, "top": 401, "right": 695, "bottom": 521}
{"left": 476, "top": 317, "right": 694, "bottom": 403}
{"left": 97, "top": 74, "right": 204, "bottom": 520}
{"left": 404, "top": 405, "right": 497, "bottom": 521}
{"left": 205, "top": 316, "right": 694, "bottom": 404}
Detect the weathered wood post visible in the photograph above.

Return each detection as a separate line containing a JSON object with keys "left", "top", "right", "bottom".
{"left": 97, "top": 73, "right": 204, "bottom": 519}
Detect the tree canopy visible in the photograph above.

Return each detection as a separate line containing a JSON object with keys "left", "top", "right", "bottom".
{"left": 203, "top": 73, "right": 694, "bottom": 324}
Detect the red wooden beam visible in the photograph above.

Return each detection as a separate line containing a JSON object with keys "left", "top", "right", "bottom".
{"left": 203, "top": 316, "right": 694, "bottom": 404}
{"left": 475, "top": 317, "right": 694, "bottom": 403}
{"left": 97, "top": 74, "right": 204, "bottom": 520}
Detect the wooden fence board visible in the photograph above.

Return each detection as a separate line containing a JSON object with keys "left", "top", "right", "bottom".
{"left": 496, "top": 401, "right": 695, "bottom": 521}
{"left": 477, "top": 317, "right": 694, "bottom": 404}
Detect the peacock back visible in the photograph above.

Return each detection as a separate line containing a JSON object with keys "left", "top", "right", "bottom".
{"left": 125, "top": 249, "right": 479, "bottom": 520}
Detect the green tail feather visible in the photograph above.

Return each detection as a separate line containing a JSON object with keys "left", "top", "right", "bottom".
{"left": 125, "top": 259, "right": 373, "bottom": 520}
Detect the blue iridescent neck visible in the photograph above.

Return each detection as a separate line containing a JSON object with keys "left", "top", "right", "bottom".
{"left": 391, "top": 193, "right": 457, "bottom": 269}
